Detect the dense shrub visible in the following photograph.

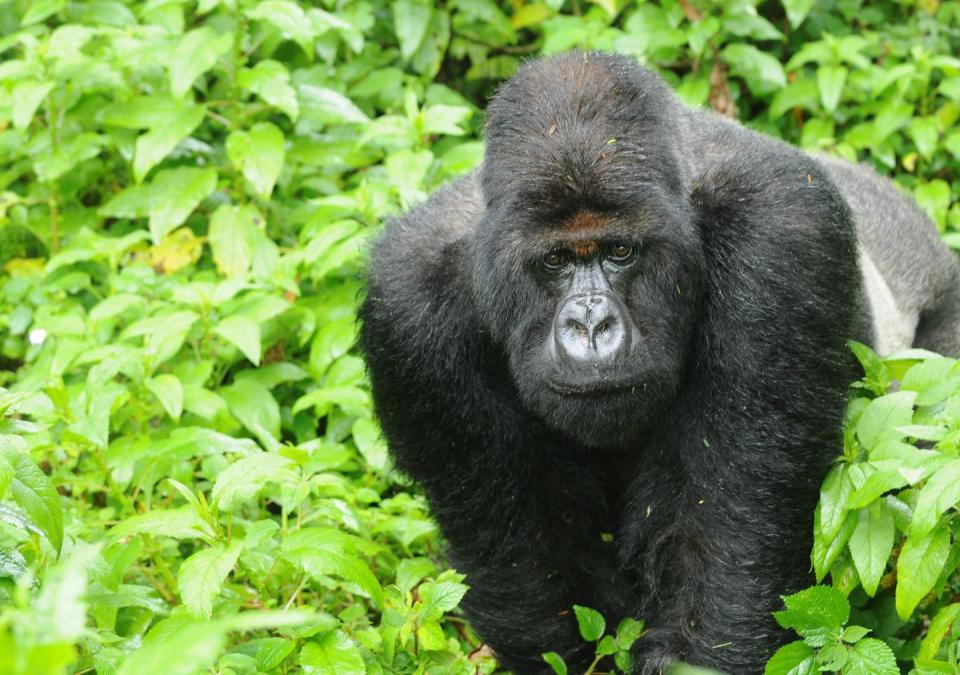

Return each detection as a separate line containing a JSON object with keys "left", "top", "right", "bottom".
{"left": 0, "top": 0, "right": 957, "bottom": 673}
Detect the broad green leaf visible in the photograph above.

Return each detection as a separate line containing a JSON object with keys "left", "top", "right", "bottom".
{"left": 763, "top": 640, "right": 814, "bottom": 675}
{"left": 178, "top": 541, "right": 243, "bottom": 619}
{"left": 21, "top": 0, "right": 66, "bottom": 24}
{"left": 573, "top": 604, "right": 605, "bottom": 642}
{"left": 896, "top": 521, "right": 951, "bottom": 619}
{"left": 417, "top": 580, "right": 468, "bottom": 621}
{"left": 117, "top": 611, "right": 311, "bottom": 675}
{"left": 246, "top": 1, "right": 315, "bottom": 56}
{"left": 856, "top": 391, "right": 916, "bottom": 451}
{"left": 908, "top": 116, "right": 940, "bottom": 160}
{"left": 299, "top": 85, "right": 370, "bottom": 125}
{"left": 309, "top": 316, "right": 356, "bottom": 376}
{"left": 1, "top": 446, "right": 63, "bottom": 552}
{"left": 848, "top": 501, "right": 894, "bottom": 596}
{"left": 100, "top": 167, "right": 217, "bottom": 244}
{"left": 33, "top": 544, "right": 101, "bottom": 641}
{"left": 781, "top": 0, "right": 815, "bottom": 28}
{"left": 210, "top": 453, "right": 298, "bottom": 510}
{"left": 392, "top": 0, "right": 431, "bottom": 59}
{"left": 917, "top": 603, "right": 960, "bottom": 665}
{"left": 237, "top": 60, "right": 299, "bottom": 121}
{"left": 220, "top": 379, "right": 280, "bottom": 449}
{"left": 12, "top": 79, "right": 54, "bottom": 130}
{"left": 416, "top": 620, "right": 446, "bottom": 650}
{"left": 721, "top": 44, "right": 786, "bottom": 95}
{"left": 207, "top": 204, "right": 261, "bottom": 278}
{"left": 542, "top": 652, "right": 568, "bottom": 675}
{"left": 169, "top": 27, "right": 232, "bottom": 98}
{"left": 133, "top": 104, "right": 205, "bottom": 182}
{"left": 351, "top": 418, "right": 388, "bottom": 471}
{"left": 421, "top": 104, "right": 471, "bottom": 136}
{"left": 915, "top": 180, "right": 952, "bottom": 230}
{"left": 843, "top": 637, "right": 898, "bottom": 675}
{"left": 108, "top": 506, "right": 215, "bottom": 542}
{"left": 818, "top": 464, "right": 853, "bottom": 541}
{"left": 773, "top": 586, "right": 849, "bottom": 647}
{"left": 816, "top": 65, "right": 846, "bottom": 114}
{"left": 299, "top": 631, "right": 365, "bottom": 675}
{"left": 214, "top": 315, "right": 261, "bottom": 366}
{"left": 226, "top": 122, "right": 285, "bottom": 199}
{"left": 145, "top": 373, "right": 184, "bottom": 421}
{"left": 911, "top": 459, "right": 960, "bottom": 539}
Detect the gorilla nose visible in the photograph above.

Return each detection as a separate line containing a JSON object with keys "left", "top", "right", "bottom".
{"left": 554, "top": 294, "right": 627, "bottom": 364}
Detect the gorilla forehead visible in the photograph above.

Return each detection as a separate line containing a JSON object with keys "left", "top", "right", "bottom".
{"left": 480, "top": 51, "right": 689, "bottom": 213}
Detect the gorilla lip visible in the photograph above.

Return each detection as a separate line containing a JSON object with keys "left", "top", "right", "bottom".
{"left": 544, "top": 376, "right": 638, "bottom": 397}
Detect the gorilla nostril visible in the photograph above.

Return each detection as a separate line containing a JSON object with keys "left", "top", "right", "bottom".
{"left": 595, "top": 319, "right": 611, "bottom": 334}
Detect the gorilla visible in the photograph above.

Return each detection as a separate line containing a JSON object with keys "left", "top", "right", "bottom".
{"left": 358, "top": 51, "right": 960, "bottom": 673}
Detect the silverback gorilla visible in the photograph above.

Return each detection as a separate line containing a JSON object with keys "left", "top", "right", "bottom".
{"left": 358, "top": 52, "right": 960, "bottom": 673}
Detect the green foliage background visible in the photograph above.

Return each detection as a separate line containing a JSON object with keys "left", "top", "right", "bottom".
{"left": 0, "top": 0, "right": 959, "bottom": 673}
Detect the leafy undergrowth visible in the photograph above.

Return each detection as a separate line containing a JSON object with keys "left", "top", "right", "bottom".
{"left": 0, "top": 0, "right": 959, "bottom": 673}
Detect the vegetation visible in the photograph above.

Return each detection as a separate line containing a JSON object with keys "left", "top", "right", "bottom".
{"left": 0, "top": 0, "right": 958, "bottom": 673}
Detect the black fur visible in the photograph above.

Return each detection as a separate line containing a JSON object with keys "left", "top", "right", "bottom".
{"left": 358, "top": 52, "right": 960, "bottom": 673}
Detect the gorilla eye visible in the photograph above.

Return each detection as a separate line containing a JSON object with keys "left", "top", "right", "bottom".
{"left": 541, "top": 250, "right": 568, "bottom": 271}
{"left": 607, "top": 243, "right": 635, "bottom": 263}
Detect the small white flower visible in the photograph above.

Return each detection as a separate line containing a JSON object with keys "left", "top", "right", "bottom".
{"left": 28, "top": 328, "right": 47, "bottom": 346}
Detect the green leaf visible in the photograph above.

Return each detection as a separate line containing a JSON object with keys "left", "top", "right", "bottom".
{"left": 841, "top": 625, "right": 871, "bottom": 643}
{"left": 816, "top": 65, "right": 847, "bottom": 114}
{"left": 908, "top": 116, "right": 940, "bottom": 160}
{"left": 117, "top": 611, "right": 311, "bottom": 675}
{"left": 392, "top": 0, "right": 431, "bottom": 60}
{"left": 773, "top": 586, "right": 849, "bottom": 647}
{"left": 299, "top": 631, "right": 365, "bottom": 675}
{"left": 207, "top": 204, "right": 261, "bottom": 278}
{"left": 220, "top": 379, "right": 280, "bottom": 449}
{"left": 910, "top": 459, "right": 960, "bottom": 539}
{"left": 573, "top": 604, "right": 606, "bottom": 642}
{"left": 418, "top": 580, "right": 468, "bottom": 620}
{"left": 843, "top": 637, "right": 898, "bottom": 675}
{"left": 856, "top": 391, "right": 916, "bottom": 451}
{"left": 246, "top": 1, "right": 315, "bottom": 56}
{"left": 917, "top": 603, "right": 960, "bottom": 665}
{"left": 542, "top": 652, "right": 568, "bottom": 675}
{"left": 178, "top": 541, "right": 243, "bottom": 619}
{"left": 169, "top": 27, "right": 233, "bottom": 98}
{"left": 721, "top": 44, "right": 787, "bottom": 95}
{"left": 896, "top": 521, "right": 951, "bottom": 619}
{"left": 818, "top": 464, "right": 853, "bottom": 541}
{"left": 764, "top": 640, "right": 814, "bottom": 675}
{"left": 848, "top": 501, "right": 894, "bottom": 596}
{"left": 214, "top": 315, "right": 261, "bottom": 366}
{"left": 21, "top": 0, "right": 66, "bottom": 25}
{"left": 133, "top": 103, "right": 205, "bottom": 182}
{"left": 780, "top": 0, "right": 815, "bottom": 28}
{"left": 299, "top": 85, "right": 370, "bottom": 125}
{"left": 12, "top": 79, "right": 54, "bottom": 130}
{"left": 915, "top": 180, "right": 952, "bottom": 230}
{"left": 351, "top": 418, "right": 388, "bottom": 471}
{"left": 145, "top": 374, "right": 184, "bottom": 421}
{"left": 1, "top": 446, "right": 63, "bottom": 552}
{"left": 237, "top": 60, "right": 299, "bottom": 121}
{"left": 108, "top": 506, "right": 215, "bottom": 542}
{"left": 210, "top": 453, "right": 298, "bottom": 510}
{"left": 226, "top": 122, "right": 285, "bottom": 199}
{"left": 100, "top": 167, "right": 217, "bottom": 244}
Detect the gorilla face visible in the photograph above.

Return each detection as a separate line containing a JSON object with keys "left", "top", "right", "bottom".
{"left": 473, "top": 197, "right": 704, "bottom": 449}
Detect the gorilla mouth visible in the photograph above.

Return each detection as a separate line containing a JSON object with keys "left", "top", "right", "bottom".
{"left": 544, "top": 376, "right": 641, "bottom": 397}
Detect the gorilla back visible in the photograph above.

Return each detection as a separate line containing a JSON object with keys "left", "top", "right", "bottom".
{"left": 359, "top": 51, "right": 960, "bottom": 673}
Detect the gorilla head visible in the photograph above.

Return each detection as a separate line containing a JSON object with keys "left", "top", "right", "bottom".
{"left": 470, "top": 53, "right": 705, "bottom": 448}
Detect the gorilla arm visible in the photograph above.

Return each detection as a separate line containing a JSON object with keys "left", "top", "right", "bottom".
{"left": 359, "top": 177, "right": 634, "bottom": 673}
{"left": 621, "top": 145, "right": 866, "bottom": 673}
